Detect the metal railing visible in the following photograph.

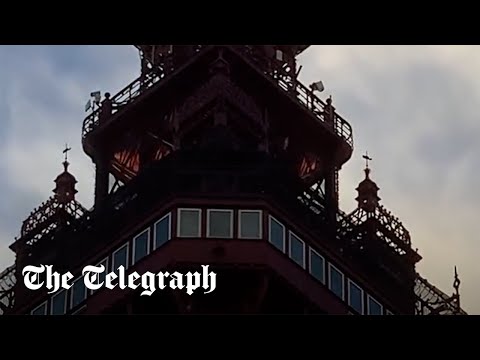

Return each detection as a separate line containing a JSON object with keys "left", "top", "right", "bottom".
{"left": 82, "top": 72, "right": 163, "bottom": 139}
{"left": 233, "top": 45, "right": 354, "bottom": 149}
{"left": 83, "top": 45, "right": 353, "bottom": 151}
{"left": 276, "top": 77, "right": 353, "bottom": 148}
{"left": 415, "top": 274, "right": 466, "bottom": 315}
{"left": 82, "top": 45, "right": 208, "bottom": 140}
{"left": 0, "top": 265, "right": 15, "bottom": 315}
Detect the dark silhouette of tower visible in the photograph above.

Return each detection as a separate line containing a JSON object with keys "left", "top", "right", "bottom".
{"left": 0, "top": 45, "right": 467, "bottom": 315}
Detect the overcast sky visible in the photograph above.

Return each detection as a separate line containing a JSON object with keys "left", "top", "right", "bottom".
{"left": 0, "top": 45, "right": 478, "bottom": 314}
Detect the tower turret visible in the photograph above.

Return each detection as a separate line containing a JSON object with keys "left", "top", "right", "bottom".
{"left": 8, "top": 147, "right": 87, "bottom": 312}
{"left": 355, "top": 152, "right": 380, "bottom": 213}
{"left": 53, "top": 145, "right": 78, "bottom": 204}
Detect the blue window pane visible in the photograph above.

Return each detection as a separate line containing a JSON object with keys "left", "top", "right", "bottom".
{"left": 134, "top": 230, "right": 149, "bottom": 263}
{"left": 310, "top": 250, "right": 325, "bottom": 283}
{"left": 269, "top": 218, "right": 285, "bottom": 252}
{"left": 113, "top": 245, "right": 128, "bottom": 271}
{"left": 368, "top": 297, "right": 383, "bottom": 315}
{"left": 51, "top": 291, "right": 66, "bottom": 315}
{"left": 155, "top": 215, "right": 170, "bottom": 249}
{"left": 349, "top": 282, "right": 363, "bottom": 314}
{"left": 71, "top": 278, "right": 87, "bottom": 308}
{"left": 329, "top": 266, "right": 344, "bottom": 299}
{"left": 289, "top": 233, "right": 305, "bottom": 267}
{"left": 31, "top": 303, "right": 47, "bottom": 315}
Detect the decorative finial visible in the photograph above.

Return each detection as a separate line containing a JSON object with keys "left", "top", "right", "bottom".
{"left": 453, "top": 266, "right": 462, "bottom": 312}
{"left": 62, "top": 143, "right": 71, "bottom": 171}
{"left": 362, "top": 151, "right": 372, "bottom": 178}
{"left": 453, "top": 266, "right": 461, "bottom": 294}
{"left": 363, "top": 151, "right": 372, "bottom": 169}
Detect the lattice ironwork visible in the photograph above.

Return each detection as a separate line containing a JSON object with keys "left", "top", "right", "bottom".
{"left": 415, "top": 273, "right": 466, "bottom": 315}
{"left": 82, "top": 71, "right": 162, "bottom": 139}
{"left": 19, "top": 195, "right": 87, "bottom": 247}
{"left": 82, "top": 46, "right": 209, "bottom": 140}
{"left": 82, "top": 46, "right": 353, "bottom": 154}
{"left": 301, "top": 196, "right": 466, "bottom": 315}
{"left": 231, "top": 45, "right": 354, "bottom": 149}
{"left": 111, "top": 139, "right": 174, "bottom": 184}
{"left": 135, "top": 45, "right": 205, "bottom": 73}
{"left": 347, "top": 205, "right": 413, "bottom": 255}
{"left": 0, "top": 265, "right": 15, "bottom": 315}
{"left": 298, "top": 180, "right": 327, "bottom": 216}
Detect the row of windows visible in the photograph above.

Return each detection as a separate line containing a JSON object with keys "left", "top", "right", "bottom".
{"left": 31, "top": 208, "right": 262, "bottom": 315}
{"left": 31, "top": 209, "right": 393, "bottom": 315}
{"left": 177, "top": 209, "right": 262, "bottom": 239}
{"left": 31, "top": 213, "right": 173, "bottom": 315}
{"left": 268, "top": 216, "right": 393, "bottom": 315}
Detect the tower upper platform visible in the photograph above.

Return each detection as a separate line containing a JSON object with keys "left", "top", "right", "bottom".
{"left": 82, "top": 45, "right": 353, "bottom": 187}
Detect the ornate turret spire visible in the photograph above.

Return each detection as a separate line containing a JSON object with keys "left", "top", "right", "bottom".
{"left": 355, "top": 152, "right": 380, "bottom": 213}
{"left": 13, "top": 144, "right": 87, "bottom": 266}
{"left": 53, "top": 144, "right": 78, "bottom": 204}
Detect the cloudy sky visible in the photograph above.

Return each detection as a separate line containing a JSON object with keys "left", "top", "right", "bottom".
{"left": 0, "top": 45, "right": 478, "bottom": 314}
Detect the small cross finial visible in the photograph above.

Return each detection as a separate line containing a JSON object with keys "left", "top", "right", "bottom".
{"left": 62, "top": 143, "right": 72, "bottom": 171}
{"left": 63, "top": 143, "right": 71, "bottom": 162}
{"left": 363, "top": 151, "right": 372, "bottom": 169}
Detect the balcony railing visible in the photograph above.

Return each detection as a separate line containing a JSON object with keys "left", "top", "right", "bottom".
{"left": 232, "top": 45, "right": 354, "bottom": 150}
{"left": 82, "top": 71, "right": 163, "bottom": 139}
{"left": 0, "top": 265, "right": 15, "bottom": 315}
{"left": 82, "top": 45, "right": 353, "bottom": 151}
{"left": 82, "top": 45, "right": 207, "bottom": 140}
{"left": 415, "top": 274, "right": 466, "bottom": 315}
{"left": 277, "top": 76, "right": 353, "bottom": 148}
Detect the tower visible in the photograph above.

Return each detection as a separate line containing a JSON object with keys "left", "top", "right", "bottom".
{"left": 2, "top": 148, "right": 87, "bottom": 314}
{"left": 0, "top": 45, "right": 467, "bottom": 315}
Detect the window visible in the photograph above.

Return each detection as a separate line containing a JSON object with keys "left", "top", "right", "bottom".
{"left": 51, "top": 290, "right": 67, "bottom": 315}
{"left": 328, "top": 264, "right": 344, "bottom": 300}
{"left": 31, "top": 302, "right": 47, "bottom": 315}
{"left": 268, "top": 216, "right": 285, "bottom": 252}
{"left": 154, "top": 213, "right": 171, "bottom": 249}
{"left": 70, "top": 277, "right": 87, "bottom": 309}
{"left": 178, "top": 209, "right": 201, "bottom": 237}
{"left": 113, "top": 243, "right": 129, "bottom": 271}
{"left": 348, "top": 280, "right": 364, "bottom": 314}
{"left": 309, "top": 249, "right": 325, "bottom": 284}
{"left": 91, "top": 258, "right": 108, "bottom": 294}
{"left": 238, "top": 210, "right": 262, "bottom": 239}
{"left": 133, "top": 229, "right": 150, "bottom": 263}
{"left": 289, "top": 232, "right": 305, "bottom": 268}
{"left": 367, "top": 295, "right": 383, "bottom": 315}
{"left": 207, "top": 209, "right": 233, "bottom": 238}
